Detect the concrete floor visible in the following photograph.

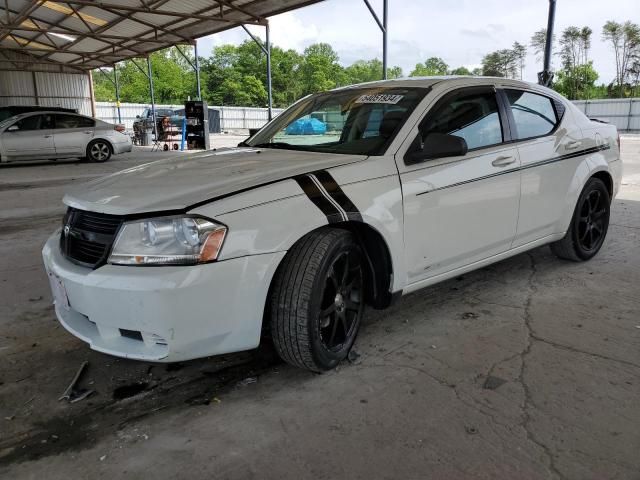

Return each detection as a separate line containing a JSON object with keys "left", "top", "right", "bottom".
{"left": 0, "top": 136, "right": 638, "bottom": 479}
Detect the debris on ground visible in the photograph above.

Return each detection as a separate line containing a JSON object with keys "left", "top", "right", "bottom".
{"left": 465, "top": 425, "right": 479, "bottom": 435}
{"left": 236, "top": 377, "right": 257, "bottom": 387}
{"left": 461, "top": 312, "right": 479, "bottom": 319}
{"left": 59, "top": 361, "right": 95, "bottom": 403}
{"left": 483, "top": 375, "right": 507, "bottom": 391}
{"left": 347, "top": 350, "right": 361, "bottom": 364}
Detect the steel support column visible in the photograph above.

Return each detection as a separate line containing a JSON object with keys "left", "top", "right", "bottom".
{"left": 538, "top": 0, "right": 556, "bottom": 86}
{"left": 147, "top": 56, "right": 156, "bottom": 138}
{"left": 113, "top": 63, "right": 121, "bottom": 123}
{"left": 241, "top": 22, "right": 273, "bottom": 120}
{"left": 265, "top": 22, "right": 273, "bottom": 120}
{"left": 363, "top": 0, "right": 388, "bottom": 79}
{"left": 194, "top": 40, "right": 202, "bottom": 100}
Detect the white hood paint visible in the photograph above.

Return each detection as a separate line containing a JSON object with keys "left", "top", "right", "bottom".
{"left": 63, "top": 148, "right": 368, "bottom": 215}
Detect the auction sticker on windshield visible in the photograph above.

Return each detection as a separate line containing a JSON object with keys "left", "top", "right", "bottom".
{"left": 355, "top": 94, "right": 404, "bottom": 104}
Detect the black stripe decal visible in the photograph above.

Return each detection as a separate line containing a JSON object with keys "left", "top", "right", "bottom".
{"left": 313, "top": 170, "right": 364, "bottom": 221}
{"left": 416, "top": 144, "right": 610, "bottom": 196}
{"left": 294, "top": 175, "right": 343, "bottom": 223}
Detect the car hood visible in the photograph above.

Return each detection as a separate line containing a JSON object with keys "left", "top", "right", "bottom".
{"left": 63, "top": 148, "right": 367, "bottom": 215}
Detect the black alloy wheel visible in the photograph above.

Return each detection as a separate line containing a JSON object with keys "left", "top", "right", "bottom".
{"left": 550, "top": 177, "right": 610, "bottom": 261}
{"left": 270, "top": 228, "right": 365, "bottom": 372}
{"left": 318, "top": 250, "right": 363, "bottom": 352}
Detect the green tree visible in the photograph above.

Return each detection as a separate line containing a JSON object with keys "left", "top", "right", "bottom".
{"left": 481, "top": 49, "right": 517, "bottom": 78}
{"left": 558, "top": 26, "right": 593, "bottom": 99}
{"left": 299, "top": 43, "right": 346, "bottom": 94}
{"left": 387, "top": 66, "right": 404, "bottom": 79}
{"left": 512, "top": 41, "right": 527, "bottom": 80}
{"left": 554, "top": 62, "right": 599, "bottom": 100}
{"left": 345, "top": 59, "right": 384, "bottom": 83}
{"left": 449, "top": 66, "right": 472, "bottom": 76}
{"left": 410, "top": 57, "right": 448, "bottom": 76}
{"left": 602, "top": 20, "right": 640, "bottom": 97}
{"left": 93, "top": 48, "right": 200, "bottom": 103}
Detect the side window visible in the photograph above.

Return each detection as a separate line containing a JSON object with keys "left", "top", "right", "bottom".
{"left": 54, "top": 114, "right": 85, "bottom": 129}
{"left": 76, "top": 116, "right": 95, "bottom": 128}
{"left": 13, "top": 115, "right": 42, "bottom": 131}
{"left": 505, "top": 89, "right": 558, "bottom": 140}
{"left": 422, "top": 91, "right": 503, "bottom": 150}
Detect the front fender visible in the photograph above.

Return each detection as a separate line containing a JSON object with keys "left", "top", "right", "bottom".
{"left": 190, "top": 163, "right": 406, "bottom": 292}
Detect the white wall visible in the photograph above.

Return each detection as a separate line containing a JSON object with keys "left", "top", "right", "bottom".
{"left": 573, "top": 98, "right": 640, "bottom": 132}
{"left": 95, "top": 101, "right": 284, "bottom": 131}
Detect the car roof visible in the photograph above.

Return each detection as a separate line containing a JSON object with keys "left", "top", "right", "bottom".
{"left": 10, "top": 111, "right": 89, "bottom": 119}
{"left": 332, "top": 75, "right": 561, "bottom": 99}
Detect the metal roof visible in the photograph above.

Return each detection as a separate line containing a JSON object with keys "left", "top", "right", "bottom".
{"left": 0, "top": 0, "right": 325, "bottom": 72}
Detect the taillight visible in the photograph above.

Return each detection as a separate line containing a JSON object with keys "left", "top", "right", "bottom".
{"left": 617, "top": 133, "right": 620, "bottom": 151}
{"left": 114, "top": 124, "right": 125, "bottom": 133}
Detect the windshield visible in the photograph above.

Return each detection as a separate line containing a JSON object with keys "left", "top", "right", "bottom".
{"left": 0, "top": 115, "right": 20, "bottom": 130}
{"left": 247, "top": 86, "right": 429, "bottom": 155}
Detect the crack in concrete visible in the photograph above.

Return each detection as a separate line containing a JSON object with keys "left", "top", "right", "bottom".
{"left": 519, "top": 253, "right": 566, "bottom": 480}
{"left": 529, "top": 334, "right": 640, "bottom": 370}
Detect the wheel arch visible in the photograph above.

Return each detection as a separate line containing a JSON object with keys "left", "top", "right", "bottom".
{"left": 261, "top": 220, "right": 396, "bottom": 336}
{"left": 591, "top": 170, "right": 613, "bottom": 200}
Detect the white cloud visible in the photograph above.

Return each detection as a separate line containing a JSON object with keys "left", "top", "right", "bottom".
{"left": 197, "top": 0, "right": 638, "bottom": 85}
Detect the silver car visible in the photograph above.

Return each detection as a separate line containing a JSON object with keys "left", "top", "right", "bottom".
{"left": 0, "top": 111, "right": 132, "bottom": 163}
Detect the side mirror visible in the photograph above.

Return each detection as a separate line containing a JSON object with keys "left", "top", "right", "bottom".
{"left": 6, "top": 125, "right": 18, "bottom": 132}
{"left": 135, "top": 115, "right": 140, "bottom": 119}
{"left": 405, "top": 132, "right": 468, "bottom": 164}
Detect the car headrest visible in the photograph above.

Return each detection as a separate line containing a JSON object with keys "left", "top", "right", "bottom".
{"left": 379, "top": 110, "right": 405, "bottom": 138}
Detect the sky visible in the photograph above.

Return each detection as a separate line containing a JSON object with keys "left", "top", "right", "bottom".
{"left": 197, "top": 0, "right": 639, "bottom": 85}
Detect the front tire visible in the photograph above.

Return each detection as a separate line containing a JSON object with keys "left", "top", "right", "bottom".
{"left": 87, "top": 140, "right": 112, "bottom": 163}
{"left": 550, "top": 177, "right": 610, "bottom": 261}
{"left": 270, "top": 228, "right": 365, "bottom": 372}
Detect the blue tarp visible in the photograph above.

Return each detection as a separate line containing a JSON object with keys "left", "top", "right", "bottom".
{"left": 285, "top": 117, "right": 327, "bottom": 135}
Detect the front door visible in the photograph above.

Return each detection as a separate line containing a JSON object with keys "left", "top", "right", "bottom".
{"left": 1, "top": 114, "right": 55, "bottom": 160}
{"left": 399, "top": 87, "right": 521, "bottom": 285}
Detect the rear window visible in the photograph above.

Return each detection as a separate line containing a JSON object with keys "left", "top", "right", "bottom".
{"left": 505, "top": 90, "right": 558, "bottom": 140}
{"left": 55, "top": 114, "right": 94, "bottom": 129}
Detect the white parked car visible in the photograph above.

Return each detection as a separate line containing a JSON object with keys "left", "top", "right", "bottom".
{"left": 0, "top": 111, "right": 131, "bottom": 163}
{"left": 42, "top": 77, "right": 621, "bottom": 372}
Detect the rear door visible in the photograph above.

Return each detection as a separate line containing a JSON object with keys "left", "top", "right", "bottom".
{"left": 500, "top": 89, "right": 582, "bottom": 247}
{"left": 0, "top": 114, "right": 55, "bottom": 160}
{"left": 53, "top": 114, "right": 95, "bottom": 157}
{"left": 399, "top": 86, "right": 521, "bottom": 284}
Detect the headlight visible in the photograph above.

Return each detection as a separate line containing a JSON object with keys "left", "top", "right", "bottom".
{"left": 108, "top": 216, "right": 227, "bottom": 266}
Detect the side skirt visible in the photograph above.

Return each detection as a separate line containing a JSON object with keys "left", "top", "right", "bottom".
{"left": 401, "top": 233, "right": 565, "bottom": 295}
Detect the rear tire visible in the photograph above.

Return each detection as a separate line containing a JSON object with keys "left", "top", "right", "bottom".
{"left": 270, "top": 228, "right": 365, "bottom": 372}
{"left": 87, "top": 140, "right": 112, "bottom": 163}
{"left": 550, "top": 177, "right": 610, "bottom": 261}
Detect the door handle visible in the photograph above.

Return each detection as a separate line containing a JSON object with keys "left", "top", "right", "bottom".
{"left": 44, "top": 135, "right": 52, "bottom": 138}
{"left": 492, "top": 155, "right": 515, "bottom": 167}
{"left": 83, "top": 131, "right": 92, "bottom": 134}
{"left": 566, "top": 141, "right": 582, "bottom": 150}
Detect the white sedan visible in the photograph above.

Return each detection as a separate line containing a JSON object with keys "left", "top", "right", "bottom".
{"left": 42, "top": 77, "right": 621, "bottom": 372}
{"left": 0, "top": 111, "right": 131, "bottom": 163}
